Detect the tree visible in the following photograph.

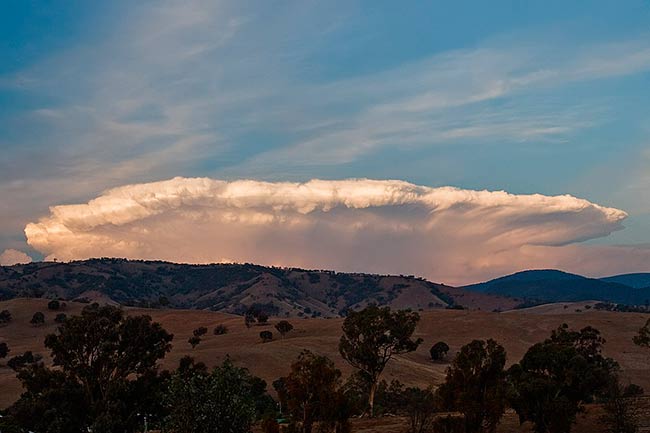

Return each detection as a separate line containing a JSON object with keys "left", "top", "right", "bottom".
{"left": 277, "top": 350, "right": 350, "bottom": 433}
{"left": 48, "top": 300, "right": 61, "bottom": 311}
{"left": 633, "top": 318, "right": 650, "bottom": 349}
{"left": 213, "top": 324, "right": 228, "bottom": 335}
{"left": 430, "top": 341, "right": 450, "bottom": 361}
{"left": 260, "top": 330, "right": 273, "bottom": 342}
{"left": 164, "top": 358, "right": 259, "bottom": 433}
{"left": 6, "top": 303, "right": 174, "bottom": 433}
{"left": 0, "top": 309, "right": 12, "bottom": 325}
{"left": 508, "top": 324, "right": 618, "bottom": 433}
{"left": 54, "top": 313, "right": 67, "bottom": 323}
{"left": 275, "top": 320, "right": 294, "bottom": 338}
{"left": 438, "top": 339, "right": 508, "bottom": 433}
{"left": 339, "top": 305, "right": 422, "bottom": 416}
{"left": 7, "top": 351, "right": 43, "bottom": 371}
{"left": 403, "top": 387, "right": 437, "bottom": 433}
{"left": 0, "top": 341, "right": 9, "bottom": 358}
{"left": 600, "top": 377, "right": 638, "bottom": 433}
{"left": 245, "top": 313, "right": 256, "bottom": 328}
{"left": 188, "top": 336, "right": 201, "bottom": 348}
{"left": 30, "top": 311, "right": 45, "bottom": 326}
{"left": 257, "top": 311, "right": 269, "bottom": 325}
{"left": 192, "top": 326, "right": 208, "bottom": 337}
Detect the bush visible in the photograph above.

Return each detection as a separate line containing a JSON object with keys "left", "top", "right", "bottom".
{"left": 47, "top": 300, "right": 61, "bottom": 311}
{"left": 188, "top": 336, "right": 201, "bottom": 348}
{"left": 404, "top": 387, "right": 437, "bottom": 433}
{"left": 30, "top": 312, "right": 45, "bottom": 326}
{"left": 193, "top": 326, "right": 208, "bottom": 337}
{"left": 275, "top": 320, "right": 294, "bottom": 338}
{"left": 213, "top": 324, "right": 228, "bottom": 335}
{"left": 0, "top": 341, "right": 9, "bottom": 358}
{"left": 0, "top": 309, "right": 12, "bottom": 325}
{"left": 260, "top": 331, "right": 273, "bottom": 343}
{"left": 430, "top": 341, "right": 450, "bottom": 361}
{"left": 54, "top": 313, "right": 67, "bottom": 323}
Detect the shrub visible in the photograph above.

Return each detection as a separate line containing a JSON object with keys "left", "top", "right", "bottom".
{"left": 188, "top": 336, "right": 201, "bottom": 348}
{"left": 47, "top": 300, "right": 61, "bottom": 311}
{"left": 0, "top": 309, "right": 12, "bottom": 325}
{"left": 30, "top": 312, "right": 45, "bottom": 326}
{"left": 54, "top": 313, "right": 67, "bottom": 323}
{"left": 275, "top": 320, "right": 294, "bottom": 338}
{"left": 430, "top": 341, "right": 450, "bottom": 361}
{"left": 213, "top": 324, "right": 228, "bottom": 335}
{"left": 260, "top": 331, "right": 273, "bottom": 343}
{"left": 0, "top": 341, "right": 9, "bottom": 358}
{"left": 193, "top": 326, "right": 208, "bottom": 337}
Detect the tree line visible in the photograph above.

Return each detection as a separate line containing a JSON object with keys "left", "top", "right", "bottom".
{"left": 0, "top": 304, "right": 648, "bottom": 433}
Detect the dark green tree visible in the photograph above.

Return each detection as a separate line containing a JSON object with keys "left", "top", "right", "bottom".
{"left": 0, "top": 341, "right": 8, "bottom": 358}
{"left": 260, "top": 330, "right": 273, "bottom": 342}
{"left": 192, "top": 326, "right": 208, "bottom": 337}
{"left": 438, "top": 339, "right": 508, "bottom": 433}
{"left": 277, "top": 350, "right": 350, "bottom": 433}
{"left": 7, "top": 304, "right": 173, "bottom": 433}
{"left": 30, "top": 311, "right": 45, "bottom": 326}
{"left": 164, "top": 358, "right": 259, "bottom": 433}
{"left": 339, "top": 305, "right": 422, "bottom": 416}
{"left": 0, "top": 309, "right": 12, "bottom": 325}
{"left": 508, "top": 324, "right": 618, "bottom": 433}
{"left": 48, "top": 300, "right": 61, "bottom": 311}
{"left": 213, "top": 324, "right": 228, "bottom": 335}
{"left": 188, "top": 336, "right": 201, "bottom": 348}
{"left": 600, "top": 377, "right": 638, "bottom": 433}
{"left": 275, "top": 320, "right": 294, "bottom": 338}
{"left": 430, "top": 341, "right": 450, "bottom": 361}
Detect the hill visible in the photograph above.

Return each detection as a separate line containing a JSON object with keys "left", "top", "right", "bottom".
{"left": 601, "top": 273, "right": 650, "bottom": 289}
{"left": 0, "top": 259, "right": 518, "bottom": 317}
{"left": 1, "top": 298, "right": 649, "bottom": 412}
{"left": 462, "top": 269, "right": 650, "bottom": 305}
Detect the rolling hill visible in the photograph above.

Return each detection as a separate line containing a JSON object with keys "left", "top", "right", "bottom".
{"left": 600, "top": 273, "right": 650, "bottom": 289}
{"left": 0, "top": 259, "right": 518, "bottom": 317}
{"left": 462, "top": 269, "right": 650, "bottom": 305}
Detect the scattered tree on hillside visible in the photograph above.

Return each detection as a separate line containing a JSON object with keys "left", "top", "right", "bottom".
{"left": 192, "top": 326, "right": 208, "bottom": 337}
{"left": 188, "top": 336, "right": 201, "bottom": 348}
{"left": 164, "top": 358, "right": 260, "bottom": 433}
{"left": 0, "top": 341, "right": 9, "bottom": 358}
{"left": 213, "top": 324, "right": 228, "bottom": 335}
{"left": 275, "top": 320, "right": 294, "bottom": 338}
{"left": 30, "top": 311, "right": 45, "bottom": 326}
{"left": 7, "top": 351, "right": 42, "bottom": 371}
{"left": 508, "top": 324, "right": 618, "bottom": 433}
{"left": 633, "top": 318, "right": 650, "bottom": 349}
{"left": 339, "top": 305, "right": 422, "bottom": 417}
{"left": 430, "top": 341, "right": 450, "bottom": 361}
{"left": 438, "top": 339, "right": 508, "bottom": 433}
{"left": 47, "top": 300, "right": 61, "bottom": 311}
{"left": 54, "top": 313, "right": 67, "bottom": 323}
{"left": 260, "top": 330, "right": 273, "bottom": 343}
{"left": 277, "top": 350, "right": 351, "bottom": 433}
{"left": 257, "top": 312, "right": 269, "bottom": 325}
{"left": 6, "top": 303, "right": 173, "bottom": 433}
{"left": 245, "top": 313, "right": 256, "bottom": 328}
{"left": 0, "top": 309, "right": 12, "bottom": 325}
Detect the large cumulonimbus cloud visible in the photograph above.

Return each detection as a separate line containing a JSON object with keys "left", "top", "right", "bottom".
{"left": 23, "top": 177, "right": 648, "bottom": 284}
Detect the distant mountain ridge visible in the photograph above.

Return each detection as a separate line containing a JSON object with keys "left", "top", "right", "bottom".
{"left": 463, "top": 269, "right": 650, "bottom": 305}
{"left": 0, "top": 258, "right": 519, "bottom": 317}
{"left": 600, "top": 273, "right": 650, "bottom": 289}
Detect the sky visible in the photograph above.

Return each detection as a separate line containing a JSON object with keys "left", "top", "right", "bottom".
{"left": 1, "top": 1, "right": 649, "bottom": 284}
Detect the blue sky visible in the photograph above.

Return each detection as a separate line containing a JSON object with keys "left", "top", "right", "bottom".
{"left": 1, "top": 1, "right": 649, "bottom": 277}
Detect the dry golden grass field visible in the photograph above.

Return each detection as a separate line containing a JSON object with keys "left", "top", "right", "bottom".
{"left": 1, "top": 298, "right": 650, "bottom": 432}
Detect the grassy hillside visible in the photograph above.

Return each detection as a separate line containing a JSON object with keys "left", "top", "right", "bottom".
{"left": 0, "top": 259, "right": 519, "bottom": 317}
{"left": 1, "top": 298, "right": 648, "bottom": 411}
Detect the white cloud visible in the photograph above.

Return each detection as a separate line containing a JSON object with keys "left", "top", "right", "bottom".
{"left": 0, "top": 249, "right": 33, "bottom": 266}
{"left": 24, "top": 177, "right": 642, "bottom": 284}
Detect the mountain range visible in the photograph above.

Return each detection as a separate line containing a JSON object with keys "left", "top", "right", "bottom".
{"left": 0, "top": 259, "right": 648, "bottom": 315}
